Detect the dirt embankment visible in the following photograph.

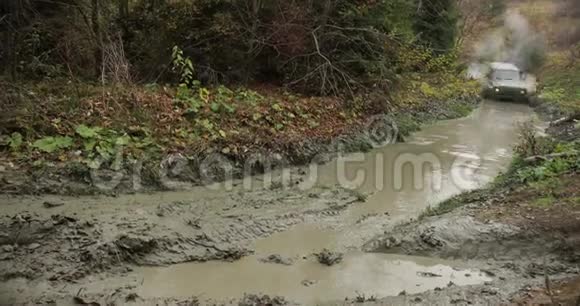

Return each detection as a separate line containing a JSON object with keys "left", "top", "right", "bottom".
{"left": 0, "top": 97, "right": 480, "bottom": 196}
{"left": 361, "top": 190, "right": 580, "bottom": 305}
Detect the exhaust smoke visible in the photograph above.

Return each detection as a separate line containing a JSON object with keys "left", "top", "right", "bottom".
{"left": 478, "top": 10, "right": 546, "bottom": 72}
{"left": 468, "top": 10, "right": 545, "bottom": 93}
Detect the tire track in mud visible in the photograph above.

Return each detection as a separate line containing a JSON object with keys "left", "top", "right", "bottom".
{"left": 0, "top": 182, "right": 365, "bottom": 303}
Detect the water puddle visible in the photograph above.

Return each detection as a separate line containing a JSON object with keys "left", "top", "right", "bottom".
{"left": 135, "top": 101, "right": 534, "bottom": 303}
{"left": 137, "top": 253, "right": 491, "bottom": 304}
{"left": 313, "top": 100, "right": 536, "bottom": 217}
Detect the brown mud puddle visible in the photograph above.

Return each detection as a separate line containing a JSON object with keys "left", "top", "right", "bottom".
{"left": 138, "top": 253, "right": 490, "bottom": 304}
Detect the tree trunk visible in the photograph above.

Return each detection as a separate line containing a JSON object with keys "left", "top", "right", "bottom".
{"left": 9, "top": 32, "right": 18, "bottom": 80}
{"left": 149, "top": 0, "right": 166, "bottom": 12}
{"left": 320, "top": 0, "right": 333, "bottom": 27}
{"left": 91, "top": 0, "right": 102, "bottom": 78}
{"left": 243, "top": 0, "right": 262, "bottom": 82}
{"left": 2, "top": 0, "right": 31, "bottom": 80}
{"left": 119, "top": 0, "right": 129, "bottom": 18}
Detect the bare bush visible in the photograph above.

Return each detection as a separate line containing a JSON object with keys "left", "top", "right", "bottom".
{"left": 514, "top": 121, "right": 555, "bottom": 158}
{"left": 456, "top": 0, "right": 504, "bottom": 50}
{"left": 102, "top": 34, "right": 132, "bottom": 85}
{"left": 554, "top": 0, "right": 580, "bottom": 59}
{"left": 515, "top": 121, "right": 539, "bottom": 157}
{"left": 562, "top": 0, "right": 580, "bottom": 18}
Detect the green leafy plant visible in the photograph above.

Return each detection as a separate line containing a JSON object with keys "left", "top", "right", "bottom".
{"left": 517, "top": 157, "right": 576, "bottom": 183}
{"left": 193, "top": 118, "right": 227, "bottom": 140}
{"left": 75, "top": 125, "right": 130, "bottom": 160}
{"left": 172, "top": 46, "right": 198, "bottom": 87}
{"left": 76, "top": 124, "right": 102, "bottom": 139}
{"left": 174, "top": 84, "right": 239, "bottom": 115}
{"left": 32, "top": 136, "right": 73, "bottom": 153}
{"left": 214, "top": 86, "right": 236, "bottom": 113}
{"left": 175, "top": 84, "right": 203, "bottom": 113}
{"left": 236, "top": 89, "right": 263, "bottom": 105}
{"left": 0, "top": 132, "right": 24, "bottom": 152}
{"left": 7, "top": 132, "right": 23, "bottom": 151}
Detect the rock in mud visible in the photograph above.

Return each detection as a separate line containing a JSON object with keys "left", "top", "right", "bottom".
{"left": 73, "top": 296, "right": 101, "bottom": 306}
{"left": 353, "top": 293, "right": 378, "bottom": 302}
{"left": 417, "top": 271, "right": 442, "bottom": 278}
{"left": 314, "top": 249, "right": 343, "bottom": 266}
{"left": 114, "top": 235, "right": 157, "bottom": 254}
{"left": 2, "top": 244, "right": 14, "bottom": 252}
{"left": 259, "top": 254, "right": 294, "bottom": 266}
{"left": 0, "top": 252, "right": 13, "bottom": 260}
{"left": 27, "top": 243, "right": 41, "bottom": 250}
{"left": 214, "top": 247, "right": 252, "bottom": 262}
{"left": 301, "top": 280, "right": 317, "bottom": 287}
{"left": 480, "top": 269, "right": 496, "bottom": 277}
{"left": 43, "top": 201, "right": 64, "bottom": 208}
{"left": 125, "top": 292, "right": 141, "bottom": 302}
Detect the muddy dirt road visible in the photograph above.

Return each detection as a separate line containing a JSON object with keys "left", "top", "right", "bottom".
{"left": 0, "top": 101, "right": 548, "bottom": 305}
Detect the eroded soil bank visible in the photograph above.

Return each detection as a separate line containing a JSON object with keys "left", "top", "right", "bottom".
{"left": 0, "top": 97, "right": 478, "bottom": 196}
{"left": 1, "top": 100, "right": 561, "bottom": 305}
{"left": 362, "top": 182, "right": 580, "bottom": 305}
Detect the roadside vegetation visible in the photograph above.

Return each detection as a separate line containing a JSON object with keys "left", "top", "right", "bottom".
{"left": 538, "top": 52, "right": 580, "bottom": 113}
{"left": 516, "top": 0, "right": 580, "bottom": 113}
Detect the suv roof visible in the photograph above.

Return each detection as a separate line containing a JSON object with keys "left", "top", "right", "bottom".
{"left": 490, "top": 62, "right": 520, "bottom": 71}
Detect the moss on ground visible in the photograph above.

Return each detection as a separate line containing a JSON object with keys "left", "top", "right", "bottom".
{"left": 421, "top": 188, "right": 491, "bottom": 218}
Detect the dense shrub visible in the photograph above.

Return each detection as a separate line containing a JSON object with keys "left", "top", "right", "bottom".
{"left": 413, "top": 0, "right": 459, "bottom": 52}
{"left": 1, "top": 0, "right": 461, "bottom": 95}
